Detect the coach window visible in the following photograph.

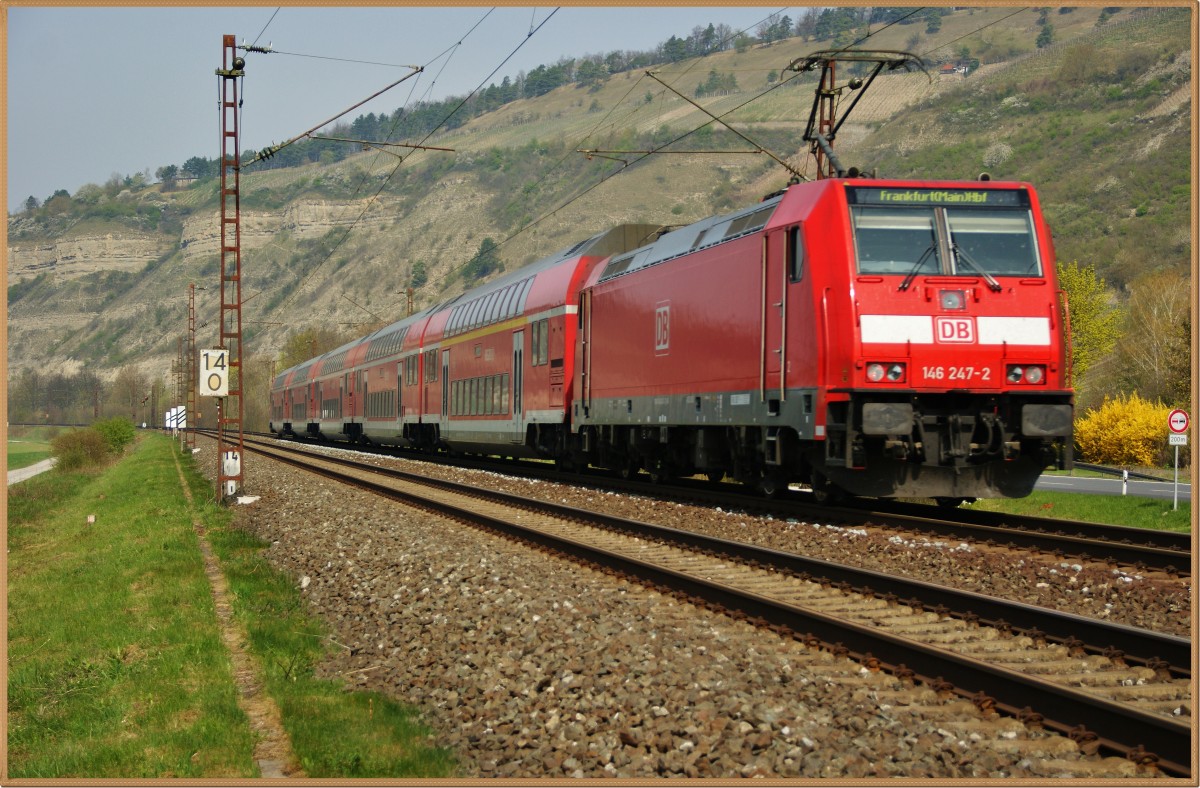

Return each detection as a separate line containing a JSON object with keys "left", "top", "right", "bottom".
{"left": 532, "top": 319, "right": 550, "bottom": 366}
{"left": 787, "top": 225, "right": 805, "bottom": 282}
{"left": 424, "top": 349, "right": 438, "bottom": 382}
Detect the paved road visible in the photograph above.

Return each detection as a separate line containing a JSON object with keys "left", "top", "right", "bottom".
{"left": 1034, "top": 473, "right": 1192, "bottom": 502}
{"left": 7, "top": 458, "right": 57, "bottom": 486}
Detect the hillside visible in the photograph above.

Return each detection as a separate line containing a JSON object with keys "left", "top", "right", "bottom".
{"left": 6, "top": 6, "right": 1191, "bottom": 411}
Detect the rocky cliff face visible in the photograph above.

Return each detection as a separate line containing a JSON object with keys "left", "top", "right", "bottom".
{"left": 176, "top": 198, "right": 394, "bottom": 261}
{"left": 7, "top": 233, "right": 173, "bottom": 282}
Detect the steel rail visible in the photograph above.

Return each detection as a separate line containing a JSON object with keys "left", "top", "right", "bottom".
{"left": 872, "top": 497, "right": 1190, "bottom": 551}
{"left": 232, "top": 436, "right": 1193, "bottom": 777}
{"left": 225, "top": 430, "right": 1189, "bottom": 570}
{"left": 240, "top": 435, "right": 1190, "bottom": 675}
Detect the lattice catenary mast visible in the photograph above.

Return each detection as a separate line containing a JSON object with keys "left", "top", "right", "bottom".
{"left": 215, "top": 35, "right": 246, "bottom": 498}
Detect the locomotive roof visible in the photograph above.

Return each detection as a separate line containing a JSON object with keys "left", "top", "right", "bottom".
{"left": 439, "top": 223, "right": 664, "bottom": 339}
{"left": 598, "top": 195, "right": 785, "bottom": 282}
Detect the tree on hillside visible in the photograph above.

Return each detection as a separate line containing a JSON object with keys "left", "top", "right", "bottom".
{"left": 1036, "top": 23, "right": 1055, "bottom": 48}
{"left": 10, "top": 368, "right": 42, "bottom": 422}
{"left": 575, "top": 58, "right": 608, "bottom": 89}
{"left": 409, "top": 260, "right": 428, "bottom": 289}
{"left": 463, "top": 238, "right": 502, "bottom": 282}
{"left": 689, "top": 23, "right": 718, "bottom": 55}
{"left": 924, "top": 9, "right": 943, "bottom": 34}
{"left": 1056, "top": 260, "right": 1122, "bottom": 395}
{"left": 814, "top": 7, "right": 863, "bottom": 41}
{"left": 277, "top": 327, "right": 349, "bottom": 371}
{"left": 1110, "top": 272, "right": 1191, "bottom": 406}
{"left": 757, "top": 14, "right": 793, "bottom": 45}
{"left": 156, "top": 164, "right": 178, "bottom": 192}
{"left": 795, "top": 8, "right": 820, "bottom": 40}
{"left": 23, "top": 195, "right": 39, "bottom": 213}
{"left": 182, "top": 156, "right": 217, "bottom": 180}
{"left": 110, "top": 364, "right": 148, "bottom": 423}
{"left": 695, "top": 70, "right": 739, "bottom": 98}
{"left": 660, "top": 35, "right": 690, "bottom": 63}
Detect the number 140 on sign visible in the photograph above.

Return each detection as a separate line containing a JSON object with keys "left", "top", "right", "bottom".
{"left": 200, "top": 349, "right": 229, "bottom": 397}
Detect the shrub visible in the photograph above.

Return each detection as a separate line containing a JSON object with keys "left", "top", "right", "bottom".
{"left": 94, "top": 417, "right": 136, "bottom": 454}
{"left": 51, "top": 428, "right": 110, "bottom": 471}
{"left": 1074, "top": 392, "right": 1171, "bottom": 466}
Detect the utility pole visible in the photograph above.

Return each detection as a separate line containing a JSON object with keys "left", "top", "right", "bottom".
{"left": 187, "top": 283, "right": 198, "bottom": 449}
{"left": 215, "top": 34, "right": 246, "bottom": 498}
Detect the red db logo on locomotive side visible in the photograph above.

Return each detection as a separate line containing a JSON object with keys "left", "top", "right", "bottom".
{"left": 934, "top": 316, "right": 975, "bottom": 344}
{"left": 655, "top": 301, "right": 670, "bottom": 355}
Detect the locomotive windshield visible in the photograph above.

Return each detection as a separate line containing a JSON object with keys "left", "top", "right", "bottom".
{"left": 847, "top": 187, "right": 1042, "bottom": 279}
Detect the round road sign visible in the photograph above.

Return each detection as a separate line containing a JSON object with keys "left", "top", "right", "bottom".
{"left": 1167, "top": 408, "right": 1189, "bottom": 434}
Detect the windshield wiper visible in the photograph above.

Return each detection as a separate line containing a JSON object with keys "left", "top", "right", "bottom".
{"left": 898, "top": 245, "right": 937, "bottom": 292}
{"left": 951, "top": 243, "right": 1003, "bottom": 292}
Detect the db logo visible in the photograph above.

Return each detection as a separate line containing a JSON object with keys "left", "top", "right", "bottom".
{"left": 935, "top": 316, "right": 975, "bottom": 343}
{"left": 655, "top": 302, "right": 670, "bottom": 355}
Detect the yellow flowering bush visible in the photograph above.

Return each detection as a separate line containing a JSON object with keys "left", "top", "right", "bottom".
{"left": 1074, "top": 393, "right": 1170, "bottom": 466}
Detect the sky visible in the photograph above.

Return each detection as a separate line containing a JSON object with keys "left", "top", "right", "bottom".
{"left": 6, "top": 5, "right": 785, "bottom": 213}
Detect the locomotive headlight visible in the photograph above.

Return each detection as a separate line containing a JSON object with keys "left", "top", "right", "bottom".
{"left": 1007, "top": 365, "right": 1024, "bottom": 383}
{"left": 886, "top": 363, "right": 905, "bottom": 382}
{"left": 866, "top": 363, "right": 886, "bottom": 382}
{"left": 1024, "top": 365, "right": 1045, "bottom": 384}
{"left": 940, "top": 290, "right": 966, "bottom": 310}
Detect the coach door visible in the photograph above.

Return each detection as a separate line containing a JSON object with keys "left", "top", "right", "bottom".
{"left": 579, "top": 291, "right": 592, "bottom": 415}
{"left": 511, "top": 330, "right": 525, "bottom": 441}
{"left": 761, "top": 231, "right": 788, "bottom": 407}
{"left": 440, "top": 350, "right": 450, "bottom": 420}
{"left": 396, "top": 361, "right": 403, "bottom": 427}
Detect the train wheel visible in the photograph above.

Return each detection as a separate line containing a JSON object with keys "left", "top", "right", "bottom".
{"left": 935, "top": 497, "right": 966, "bottom": 508}
{"left": 811, "top": 474, "right": 846, "bottom": 505}
{"left": 648, "top": 461, "right": 673, "bottom": 484}
{"left": 706, "top": 470, "right": 725, "bottom": 483}
{"left": 758, "top": 472, "right": 786, "bottom": 498}
{"left": 615, "top": 459, "right": 640, "bottom": 480}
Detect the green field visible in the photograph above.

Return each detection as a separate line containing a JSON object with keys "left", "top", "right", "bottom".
{"left": 967, "top": 489, "right": 1191, "bottom": 533}
{"left": 7, "top": 433, "right": 456, "bottom": 779}
{"left": 7, "top": 425, "right": 59, "bottom": 470}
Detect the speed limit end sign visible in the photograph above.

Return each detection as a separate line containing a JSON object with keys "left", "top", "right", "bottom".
{"left": 200, "top": 348, "right": 229, "bottom": 397}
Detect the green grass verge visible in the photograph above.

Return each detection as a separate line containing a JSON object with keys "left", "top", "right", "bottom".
{"left": 7, "top": 436, "right": 256, "bottom": 778}
{"left": 188, "top": 449, "right": 460, "bottom": 778}
{"left": 966, "top": 491, "right": 1191, "bottom": 533}
{"left": 9, "top": 433, "right": 458, "bottom": 779}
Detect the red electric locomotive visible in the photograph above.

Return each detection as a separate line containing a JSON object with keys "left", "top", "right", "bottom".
{"left": 569, "top": 177, "right": 1072, "bottom": 502}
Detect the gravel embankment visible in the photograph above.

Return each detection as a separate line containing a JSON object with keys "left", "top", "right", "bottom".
{"left": 204, "top": 445, "right": 1173, "bottom": 779}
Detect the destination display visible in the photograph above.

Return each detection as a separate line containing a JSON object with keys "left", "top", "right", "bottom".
{"left": 846, "top": 187, "right": 1028, "bottom": 207}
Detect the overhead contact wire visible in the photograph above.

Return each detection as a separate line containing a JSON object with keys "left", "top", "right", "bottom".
{"left": 260, "top": 8, "right": 558, "bottom": 321}
{"left": 435, "top": 9, "right": 786, "bottom": 286}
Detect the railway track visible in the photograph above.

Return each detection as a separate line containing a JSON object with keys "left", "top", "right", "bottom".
{"left": 238, "top": 430, "right": 1190, "bottom": 575}
{"left": 221, "top": 433, "right": 1192, "bottom": 776}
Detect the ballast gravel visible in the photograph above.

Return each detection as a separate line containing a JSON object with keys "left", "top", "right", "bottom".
{"left": 206, "top": 447, "right": 1171, "bottom": 779}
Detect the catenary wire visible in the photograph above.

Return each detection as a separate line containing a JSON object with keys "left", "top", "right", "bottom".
{"left": 257, "top": 8, "right": 558, "bottom": 323}
{"left": 250, "top": 7, "right": 280, "bottom": 50}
